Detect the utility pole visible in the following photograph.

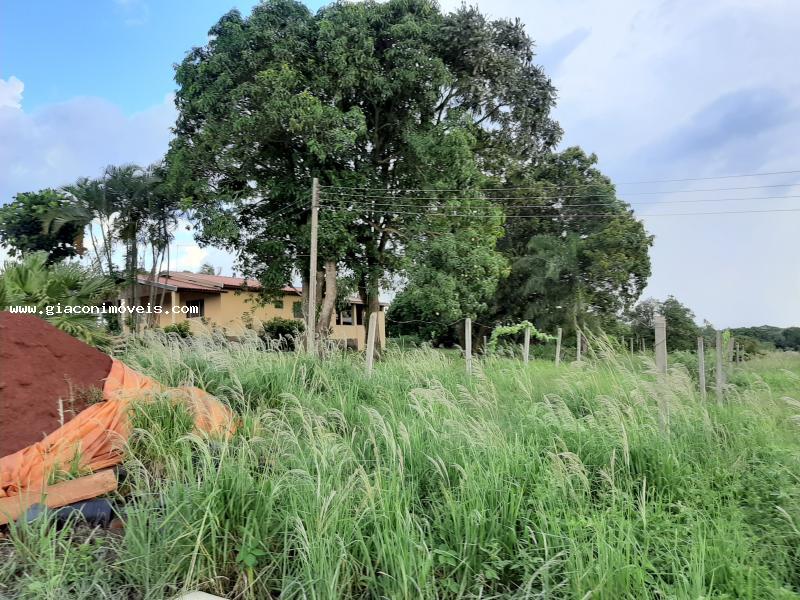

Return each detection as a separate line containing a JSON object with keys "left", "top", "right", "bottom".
{"left": 307, "top": 177, "right": 319, "bottom": 355}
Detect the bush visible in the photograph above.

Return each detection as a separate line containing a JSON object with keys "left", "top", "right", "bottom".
{"left": 260, "top": 317, "right": 305, "bottom": 350}
{"left": 163, "top": 321, "right": 192, "bottom": 338}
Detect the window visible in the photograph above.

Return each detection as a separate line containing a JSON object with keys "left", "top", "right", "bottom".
{"left": 338, "top": 308, "right": 353, "bottom": 325}
{"left": 186, "top": 299, "right": 204, "bottom": 318}
{"left": 292, "top": 301, "right": 304, "bottom": 319}
{"left": 273, "top": 299, "right": 284, "bottom": 309}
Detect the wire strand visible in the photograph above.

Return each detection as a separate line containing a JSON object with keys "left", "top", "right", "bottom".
{"left": 320, "top": 194, "right": 800, "bottom": 210}
{"left": 319, "top": 182, "right": 800, "bottom": 200}
{"left": 319, "top": 206, "right": 800, "bottom": 218}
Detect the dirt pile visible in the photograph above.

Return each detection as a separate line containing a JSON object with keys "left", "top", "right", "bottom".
{"left": 0, "top": 312, "right": 112, "bottom": 457}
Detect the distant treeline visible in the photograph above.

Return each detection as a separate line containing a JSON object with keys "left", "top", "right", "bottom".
{"left": 729, "top": 326, "right": 800, "bottom": 352}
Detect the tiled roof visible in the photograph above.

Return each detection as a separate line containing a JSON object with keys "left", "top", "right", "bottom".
{"left": 138, "top": 272, "right": 385, "bottom": 305}
{"left": 138, "top": 272, "right": 301, "bottom": 294}
{"left": 135, "top": 275, "right": 219, "bottom": 292}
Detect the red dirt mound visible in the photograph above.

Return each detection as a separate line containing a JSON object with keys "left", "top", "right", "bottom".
{"left": 0, "top": 312, "right": 112, "bottom": 457}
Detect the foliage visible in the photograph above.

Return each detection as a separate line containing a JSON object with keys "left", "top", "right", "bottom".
{"left": 628, "top": 295, "right": 700, "bottom": 352}
{"left": 3, "top": 340, "right": 799, "bottom": 598}
{"left": 197, "top": 263, "right": 220, "bottom": 276}
{"left": 487, "top": 320, "right": 553, "bottom": 351}
{"left": 168, "top": 0, "right": 560, "bottom": 330}
{"left": 162, "top": 321, "right": 192, "bottom": 338}
{"left": 730, "top": 325, "right": 800, "bottom": 352}
{"left": 389, "top": 212, "right": 508, "bottom": 341}
{"left": 489, "top": 148, "right": 653, "bottom": 337}
{"left": 260, "top": 316, "right": 306, "bottom": 350}
{"left": 0, "top": 190, "right": 87, "bottom": 263}
{"left": 0, "top": 252, "right": 116, "bottom": 347}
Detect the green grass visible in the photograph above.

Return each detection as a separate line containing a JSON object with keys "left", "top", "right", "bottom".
{"left": 2, "top": 334, "right": 799, "bottom": 599}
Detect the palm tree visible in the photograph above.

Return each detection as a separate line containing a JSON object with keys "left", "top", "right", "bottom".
{"left": 48, "top": 164, "right": 181, "bottom": 331}
{"left": 0, "top": 252, "right": 117, "bottom": 348}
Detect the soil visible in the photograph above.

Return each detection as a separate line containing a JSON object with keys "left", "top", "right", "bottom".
{"left": 0, "top": 312, "right": 113, "bottom": 457}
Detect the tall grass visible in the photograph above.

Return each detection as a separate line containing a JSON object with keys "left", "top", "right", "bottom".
{"left": 1, "top": 335, "right": 799, "bottom": 599}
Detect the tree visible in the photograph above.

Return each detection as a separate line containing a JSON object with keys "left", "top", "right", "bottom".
{"left": 52, "top": 177, "right": 119, "bottom": 276}
{"left": 628, "top": 296, "right": 699, "bottom": 352}
{"left": 487, "top": 147, "right": 652, "bottom": 338}
{"left": 198, "top": 263, "right": 221, "bottom": 276}
{"left": 168, "top": 0, "right": 559, "bottom": 341}
{"left": 388, "top": 208, "right": 508, "bottom": 342}
{"left": 50, "top": 164, "right": 181, "bottom": 330}
{"left": 0, "top": 190, "right": 87, "bottom": 263}
{"left": 0, "top": 252, "right": 116, "bottom": 347}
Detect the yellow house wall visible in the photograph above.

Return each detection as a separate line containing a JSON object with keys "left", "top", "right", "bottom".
{"left": 154, "top": 289, "right": 385, "bottom": 350}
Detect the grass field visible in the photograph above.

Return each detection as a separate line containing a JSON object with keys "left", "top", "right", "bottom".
{"left": 2, "top": 335, "right": 800, "bottom": 599}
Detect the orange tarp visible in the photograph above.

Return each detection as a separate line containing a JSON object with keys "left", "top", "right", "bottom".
{"left": 0, "top": 360, "right": 235, "bottom": 498}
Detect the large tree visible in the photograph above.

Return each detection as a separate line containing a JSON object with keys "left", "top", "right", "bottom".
{"left": 168, "top": 0, "right": 559, "bottom": 339}
{"left": 487, "top": 147, "right": 652, "bottom": 338}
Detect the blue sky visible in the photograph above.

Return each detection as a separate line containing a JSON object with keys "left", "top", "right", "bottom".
{"left": 1, "top": 0, "right": 323, "bottom": 113}
{"left": 1, "top": 0, "right": 798, "bottom": 327}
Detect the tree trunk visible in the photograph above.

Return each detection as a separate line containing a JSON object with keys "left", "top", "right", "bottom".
{"left": 316, "top": 261, "right": 337, "bottom": 338}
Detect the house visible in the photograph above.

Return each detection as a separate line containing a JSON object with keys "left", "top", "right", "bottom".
{"left": 124, "top": 271, "right": 386, "bottom": 350}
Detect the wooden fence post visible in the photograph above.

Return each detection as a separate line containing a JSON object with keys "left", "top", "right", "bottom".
{"left": 697, "top": 336, "right": 706, "bottom": 400}
{"left": 555, "top": 327, "right": 562, "bottom": 366}
{"left": 654, "top": 314, "right": 667, "bottom": 374}
{"left": 576, "top": 330, "right": 582, "bottom": 363}
{"left": 523, "top": 326, "right": 531, "bottom": 364}
{"left": 629, "top": 337, "right": 634, "bottom": 353}
{"left": 465, "top": 318, "right": 473, "bottom": 376}
{"left": 715, "top": 330, "right": 724, "bottom": 403}
{"left": 365, "top": 312, "right": 377, "bottom": 375}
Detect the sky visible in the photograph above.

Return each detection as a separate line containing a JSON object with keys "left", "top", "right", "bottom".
{"left": 1, "top": 0, "right": 798, "bottom": 327}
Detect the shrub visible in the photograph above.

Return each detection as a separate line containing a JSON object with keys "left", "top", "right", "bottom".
{"left": 163, "top": 321, "right": 192, "bottom": 338}
{"left": 260, "top": 317, "right": 305, "bottom": 350}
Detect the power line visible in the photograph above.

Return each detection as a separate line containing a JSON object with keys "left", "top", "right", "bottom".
{"left": 319, "top": 206, "right": 800, "bottom": 218}
{"left": 319, "top": 182, "right": 800, "bottom": 200}
{"left": 319, "top": 170, "right": 800, "bottom": 192}
{"left": 319, "top": 194, "right": 800, "bottom": 210}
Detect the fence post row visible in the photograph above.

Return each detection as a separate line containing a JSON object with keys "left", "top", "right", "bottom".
{"left": 654, "top": 314, "right": 667, "bottom": 374}
{"left": 555, "top": 327, "right": 562, "bottom": 366}
{"left": 365, "top": 311, "right": 378, "bottom": 375}
{"left": 465, "top": 317, "right": 473, "bottom": 377}
{"left": 697, "top": 336, "right": 706, "bottom": 400}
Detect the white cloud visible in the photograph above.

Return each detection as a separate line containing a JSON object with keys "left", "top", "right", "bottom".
{"left": 439, "top": 0, "right": 800, "bottom": 327}
{"left": 0, "top": 76, "right": 24, "bottom": 109}
{"left": 0, "top": 78, "right": 236, "bottom": 276}
{"left": 0, "top": 78, "right": 175, "bottom": 200}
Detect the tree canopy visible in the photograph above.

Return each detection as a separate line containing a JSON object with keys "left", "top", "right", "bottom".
{"left": 0, "top": 190, "right": 87, "bottom": 263}
{"left": 168, "top": 0, "right": 561, "bottom": 335}
{"left": 490, "top": 148, "right": 652, "bottom": 336}
{"left": 628, "top": 296, "right": 700, "bottom": 352}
